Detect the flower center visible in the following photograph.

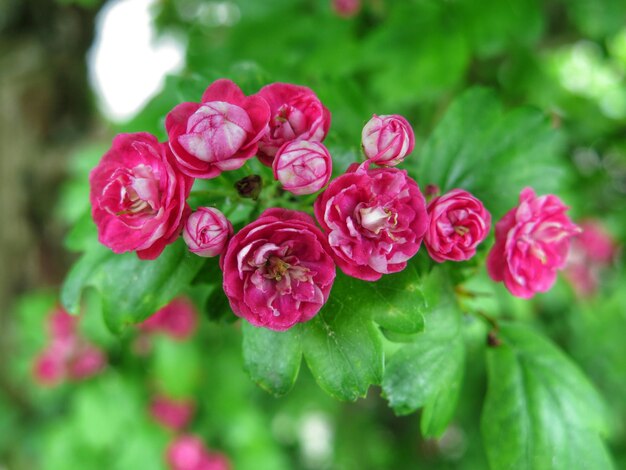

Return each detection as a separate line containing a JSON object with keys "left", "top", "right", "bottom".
{"left": 357, "top": 205, "right": 397, "bottom": 235}
{"left": 101, "top": 165, "right": 160, "bottom": 222}
{"left": 264, "top": 256, "right": 292, "bottom": 281}
{"left": 454, "top": 225, "right": 469, "bottom": 236}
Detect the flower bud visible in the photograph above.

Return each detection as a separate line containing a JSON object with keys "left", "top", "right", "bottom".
{"left": 362, "top": 114, "right": 415, "bottom": 166}
{"left": 183, "top": 207, "right": 233, "bottom": 257}
{"left": 273, "top": 141, "right": 332, "bottom": 195}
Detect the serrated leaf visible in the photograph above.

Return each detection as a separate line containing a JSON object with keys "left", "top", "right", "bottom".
{"left": 325, "top": 262, "right": 425, "bottom": 335}
{"left": 301, "top": 273, "right": 384, "bottom": 401}
{"left": 481, "top": 324, "right": 613, "bottom": 470}
{"left": 382, "top": 269, "right": 465, "bottom": 430}
{"left": 61, "top": 240, "right": 204, "bottom": 334}
{"left": 416, "top": 87, "right": 566, "bottom": 219}
{"left": 242, "top": 323, "right": 302, "bottom": 396}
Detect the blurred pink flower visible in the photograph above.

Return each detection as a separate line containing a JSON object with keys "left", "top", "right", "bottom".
{"left": 139, "top": 298, "right": 198, "bottom": 340}
{"left": 332, "top": 0, "right": 361, "bottom": 18}
{"left": 150, "top": 394, "right": 195, "bottom": 431}
{"left": 166, "top": 435, "right": 230, "bottom": 470}
{"left": 33, "top": 308, "right": 106, "bottom": 386}
{"left": 565, "top": 219, "right": 618, "bottom": 297}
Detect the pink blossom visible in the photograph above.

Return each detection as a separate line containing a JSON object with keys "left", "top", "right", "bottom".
{"left": 362, "top": 114, "right": 415, "bottom": 166}
{"left": 273, "top": 140, "right": 332, "bottom": 195}
{"left": 256, "top": 83, "right": 331, "bottom": 166}
{"left": 67, "top": 344, "right": 106, "bottom": 379}
{"left": 90, "top": 132, "right": 193, "bottom": 260}
{"left": 487, "top": 187, "right": 580, "bottom": 298}
{"left": 140, "top": 298, "right": 198, "bottom": 340}
{"left": 221, "top": 209, "right": 336, "bottom": 331}
{"left": 183, "top": 207, "right": 233, "bottom": 257}
{"left": 47, "top": 307, "right": 77, "bottom": 340}
{"left": 314, "top": 162, "right": 428, "bottom": 281}
{"left": 166, "top": 435, "right": 230, "bottom": 470}
{"left": 425, "top": 189, "right": 491, "bottom": 262}
{"left": 33, "top": 309, "right": 106, "bottom": 386}
{"left": 33, "top": 349, "right": 65, "bottom": 385}
{"left": 150, "top": 394, "right": 195, "bottom": 431}
{"left": 564, "top": 219, "right": 618, "bottom": 297}
{"left": 166, "top": 79, "right": 270, "bottom": 179}
{"left": 332, "top": 0, "right": 361, "bottom": 17}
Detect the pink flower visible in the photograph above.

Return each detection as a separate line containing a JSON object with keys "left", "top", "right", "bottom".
{"left": 221, "top": 209, "right": 336, "bottom": 331}
{"left": 424, "top": 189, "right": 491, "bottom": 262}
{"left": 140, "top": 298, "right": 198, "bottom": 340}
{"left": 332, "top": 0, "right": 361, "bottom": 17}
{"left": 48, "top": 307, "right": 77, "bottom": 341}
{"left": 314, "top": 162, "right": 428, "bottom": 281}
{"left": 166, "top": 435, "right": 230, "bottom": 470}
{"left": 256, "top": 83, "right": 331, "bottom": 166}
{"left": 33, "top": 350, "right": 65, "bottom": 386}
{"left": 183, "top": 207, "right": 233, "bottom": 257}
{"left": 90, "top": 132, "right": 193, "bottom": 260}
{"left": 273, "top": 140, "right": 332, "bottom": 195}
{"left": 33, "top": 308, "right": 106, "bottom": 386}
{"left": 166, "top": 79, "right": 270, "bottom": 179}
{"left": 67, "top": 344, "right": 106, "bottom": 379}
{"left": 487, "top": 188, "right": 580, "bottom": 299}
{"left": 575, "top": 220, "right": 617, "bottom": 264}
{"left": 150, "top": 394, "right": 195, "bottom": 431}
{"left": 564, "top": 219, "right": 618, "bottom": 297}
{"left": 362, "top": 114, "right": 415, "bottom": 167}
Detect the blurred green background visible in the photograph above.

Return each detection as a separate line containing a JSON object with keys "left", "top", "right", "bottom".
{"left": 1, "top": 0, "right": 625, "bottom": 468}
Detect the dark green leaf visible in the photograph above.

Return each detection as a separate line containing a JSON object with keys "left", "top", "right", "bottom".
{"left": 61, "top": 240, "right": 205, "bottom": 334}
{"left": 481, "top": 324, "right": 613, "bottom": 470}
{"left": 416, "top": 88, "right": 566, "bottom": 219}
{"left": 301, "top": 273, "right": 384, "bottom": 401}
{"left": 382, "top": 269, "right": 465, "bottom": 431}
{"left": 242, "top": 323, "right": 302, "bottom": 396}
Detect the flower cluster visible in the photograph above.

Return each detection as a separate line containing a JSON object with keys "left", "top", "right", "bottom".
{"left": 33, "top": 307, "right": 106, "bottom": 385}
{"left": 90, "top": 78, "right": 581, "bottom": 332}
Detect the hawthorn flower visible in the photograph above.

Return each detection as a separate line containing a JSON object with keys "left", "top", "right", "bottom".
{"left": 424, "top": 189, "right": 491, "bottom": 262}
{"left": 89, "top": 132, "right": 192, "bottom": 260}
{"left": 314, "top": 162, "right": 428, "bottom": 281}
{"left": 166, "top": 79, "right": 270, "bottom": 178}
{"left": 273, "top": 140, "right": 332, "bottom": 195}
{"left": 487, "top": 187, "right": 580, "bottom": 298}
{"left": 221, "top": 209, "right": 335, "bottom": 331}
{"left": 256, "top": 83, "right": 331, "bottom": 166}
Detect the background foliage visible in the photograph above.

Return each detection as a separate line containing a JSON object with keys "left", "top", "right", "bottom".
{"left": 2, "top": 0, "right": 626, "bottom": 469}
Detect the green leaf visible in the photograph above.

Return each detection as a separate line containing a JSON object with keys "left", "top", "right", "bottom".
{"left": 64, "top": 210, "right": 98, "bottom": 252}
{"left": 61, "top": 240, "right": 205, "bottom": 334}
{"left": 416, "top": 88, "right": 566, "bottom": 219}
{"left": 481, "top": 324, "right": 613, "bottom": 470}
{"left": 301, "top": 273, "right": 384, "bottom": 401}
{"left": 242, "top": 323, "right": 303, "bottom": 396}
{"left": 382, "top": 268, "right": 465, "bottom": 434}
